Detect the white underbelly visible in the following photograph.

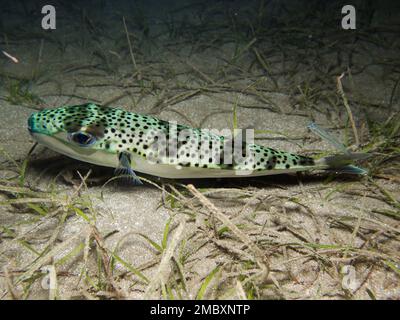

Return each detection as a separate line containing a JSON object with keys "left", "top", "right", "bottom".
{"left": 131, "top": 155, "right": 308, "bottom": 179}
{"left": 32, "top": 133, "right": 311, "bottom": 179}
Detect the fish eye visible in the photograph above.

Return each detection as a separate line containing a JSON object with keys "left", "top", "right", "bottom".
{"left": 68, "top": 131, "right": 96, "bottom": 147}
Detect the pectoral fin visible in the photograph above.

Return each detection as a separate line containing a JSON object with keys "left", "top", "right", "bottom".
{"left": 116, "top": 151, "right": 143, "bottom": 185}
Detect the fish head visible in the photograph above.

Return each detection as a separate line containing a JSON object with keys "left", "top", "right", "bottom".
{"left": 27, "top": 103, "right": 121, "bottom": 167}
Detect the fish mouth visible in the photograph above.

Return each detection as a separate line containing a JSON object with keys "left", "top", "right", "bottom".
{"left": 27, "top": 113, "right": 52, "bottom": 136}
{"left": 27, "top": 114, "right": 35, "bottom": 134}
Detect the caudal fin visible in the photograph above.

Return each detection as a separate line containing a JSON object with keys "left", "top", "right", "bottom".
{"left": 308, "top": 123, "right": 369, "bottom": 175}
{"left": 332, "top": 165, "right": 368, "bottom": 175}
{"left": 316, "top": 154, "right": 370, "bottom": 175}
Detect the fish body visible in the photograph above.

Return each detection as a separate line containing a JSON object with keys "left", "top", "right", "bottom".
{"left": 27, "top": 103, "right": 363, "bottom": 179}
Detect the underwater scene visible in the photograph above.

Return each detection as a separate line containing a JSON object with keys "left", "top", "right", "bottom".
{"left": 0, "top": 0, "right": 399, "bottom": 300}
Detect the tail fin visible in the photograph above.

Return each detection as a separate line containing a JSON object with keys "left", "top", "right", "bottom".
{"left": 334, "top": 165, "right": 368, "bottom": 175}
{"left": 307, "top": 122, "right": 349, "bottom": 153}
{"left": 308, "top": 123, "right": 369, "bottom": 175}
{"left": 316, "top": 153, "right": 370, "bottom": 175}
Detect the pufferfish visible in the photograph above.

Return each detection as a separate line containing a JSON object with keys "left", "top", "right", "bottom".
{"left": 27, "top": 103, "right": 367, "bottom": 184}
